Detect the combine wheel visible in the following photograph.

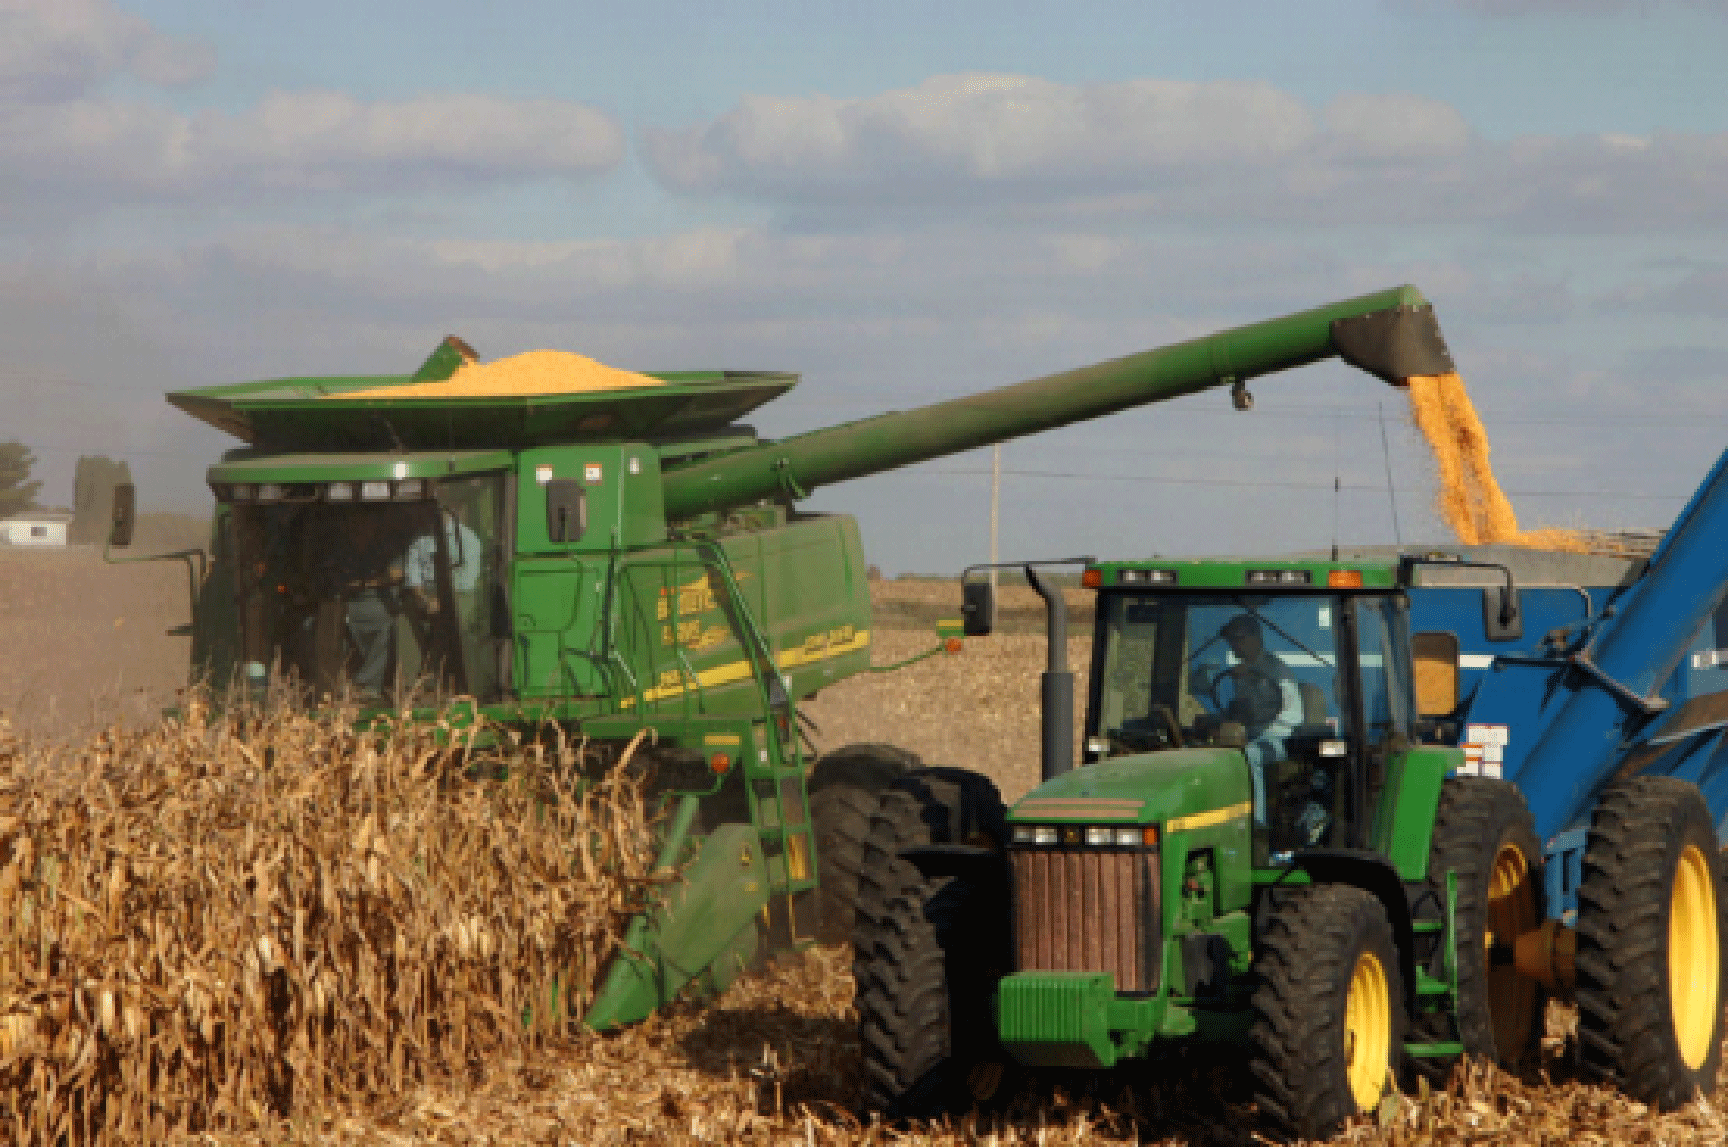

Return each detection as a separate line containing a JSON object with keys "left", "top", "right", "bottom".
{"left": 1415, "top": 777, "right": 1545, "bottom": 1070}
{"left": 851, "top": 768, "right": 1011, "bottom": 1118}
{"left": 1575, "top": 777, "right": 1726, "bottom": 1109}
{"left": 808, "top": 744, "right": 919, "bottom": 943}
{"left": 1250, "top": 884, "right": 1407, "bottom": 1142}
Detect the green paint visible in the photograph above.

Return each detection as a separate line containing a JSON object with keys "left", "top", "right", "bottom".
{"left": 1009, "top": 748, "right": 1251, "bottom": 824}
{"left": 1091, "top": 558, "right": 1399, "bottom": 590}
{"left": 585, "top": 820, "right": 769, "bottom": 1031}
{"left": 997, "top": 972, "right": 1120, "bottom": 1068}
{"left": 1376, "top": 745, "right": 1457, "bottom": 880}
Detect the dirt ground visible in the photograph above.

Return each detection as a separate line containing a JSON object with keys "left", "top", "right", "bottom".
{"left": 0, "top": 552, "right": 1080, "bottom": 800}
{"left": 0, "top": 545, "right": 199, "bottom": 740}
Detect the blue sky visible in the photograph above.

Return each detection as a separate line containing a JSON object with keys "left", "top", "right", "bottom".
{"left": 3, "top": 0, "right": 1726, "bottom": 572}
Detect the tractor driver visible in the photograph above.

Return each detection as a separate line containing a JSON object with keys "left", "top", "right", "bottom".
{"left": 1204, "top": 614, "right": 1303, "bottom": 825}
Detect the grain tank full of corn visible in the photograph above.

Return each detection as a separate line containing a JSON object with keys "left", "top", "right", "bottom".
{"left": 126, "top": 286, "right": 1456, "bottom": 1029}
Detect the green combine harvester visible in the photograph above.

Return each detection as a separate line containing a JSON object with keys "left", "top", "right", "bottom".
{"left": 113, "top": 288, "right": 1572, "bottom": 1132}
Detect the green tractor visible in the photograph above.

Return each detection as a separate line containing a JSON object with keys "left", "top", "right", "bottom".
{"left": 852, "top": 546, "right": 1728, "bottom": 1139}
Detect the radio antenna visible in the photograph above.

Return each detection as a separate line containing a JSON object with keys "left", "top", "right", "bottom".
{"left": 1378, "top": 401, "right": 1403, "bottom": 546}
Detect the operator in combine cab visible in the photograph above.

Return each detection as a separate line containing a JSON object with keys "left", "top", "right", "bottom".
{"left": 1203, "top": 614, "right": 1304, "bottom": 825}
{"left": 401, "top": 511, "right": 483, "bottom": 615}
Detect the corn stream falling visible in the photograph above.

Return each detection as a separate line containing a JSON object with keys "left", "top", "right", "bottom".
{"left": 1404, "top": 372, "right": 1588, "bottom": 551}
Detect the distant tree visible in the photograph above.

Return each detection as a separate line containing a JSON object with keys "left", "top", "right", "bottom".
{"left": 0, "top": 441, "right": 40, "bottom": 519}
{"left": 71, "top": 455, "right": 133, "bottom": 544}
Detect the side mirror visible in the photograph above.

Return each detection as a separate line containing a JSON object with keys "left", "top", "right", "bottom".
{"left": 961, "top": 579, "right": 995, "bottom": 637}
{"left": 109, "top": 483, "right": 135, "bottom": 548}
{"left": 544, "top": 479, "right": 586, "bottom": 544}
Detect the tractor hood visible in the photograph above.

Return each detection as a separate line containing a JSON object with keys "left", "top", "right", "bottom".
{"left": 1007, "top": 748, "right": 1251, "bottom": 826}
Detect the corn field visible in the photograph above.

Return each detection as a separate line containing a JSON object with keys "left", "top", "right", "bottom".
{"left": 0, "top": 694, "right": 659, "bottom": 1144}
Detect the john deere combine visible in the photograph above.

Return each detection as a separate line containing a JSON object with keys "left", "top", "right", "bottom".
{"left": 118, "top": 287, "right": 1473, "bottom": 1051}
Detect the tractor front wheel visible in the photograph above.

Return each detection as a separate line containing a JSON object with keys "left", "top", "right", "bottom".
{"left": 1575, "top": 777, "right": 1726, "bottom": 1108}
{"left": 1250, "top": 884, "right": 1407, "bottom": 1141}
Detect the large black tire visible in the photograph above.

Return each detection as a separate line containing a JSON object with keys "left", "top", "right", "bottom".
{"left": 852, "top": 767, "right": 1011, "bottom": 1119}
{"left": 1250, "top": 884, "right": 1408, "bottom": 1142}
{"left": 1575, "top": 777, "right": 1726, "bottom": 1109}
{"left": 808, "top": 744, "right": 919, "bottom": 943}
{"left": 1413, "top": 777, "right": 1545, "bottom": 1071}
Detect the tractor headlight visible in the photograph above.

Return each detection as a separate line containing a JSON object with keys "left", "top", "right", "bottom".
{"left": 1033, "top": 825, "right": 1058, "bottom": 846}
{"left": 1115, "top": 827, "right": 1143, "bottom": 847}
{"left": 255, "top": 483, "right": 284, "bottom": 502}
{"left": 325, "top": 482, "right": 355, "bottom": 502}
{"left": 393, "top": 478, "right": 424, "bottom": 499}
{"left": 1085, "top": 826, "right": 1113, "bottom": 846}
{"left": 360, "top": 481, "right": 391, "bottom": 501}
{"left": 1012, "top": 825, "right": 1034, "bottom": 845}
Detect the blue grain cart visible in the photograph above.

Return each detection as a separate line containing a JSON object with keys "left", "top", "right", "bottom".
{"left": 1371, "top": 454, "right": 1728, "bottom": 1108}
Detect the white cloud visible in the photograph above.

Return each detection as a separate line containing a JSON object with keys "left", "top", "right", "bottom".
{"left": 0, "top": 90, "right": 626, "bottom": 205}
{"left": 643, "top": 74, "right": 1728, "bottom": 232}
{"left": 0, "top": 0, "right": 214, "bottom": 102}
{"left": 645, "top": 75, "right": 1318, "bottom": 203}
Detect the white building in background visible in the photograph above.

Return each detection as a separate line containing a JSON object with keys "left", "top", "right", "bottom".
{"left": 0, "top": 512, "right": 73, "bottom": 547}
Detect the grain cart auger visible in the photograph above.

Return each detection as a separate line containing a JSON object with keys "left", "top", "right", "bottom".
{"left": 111, "top": 286, "right": 1454, "bottom": 1035}
{"left": 862, "top": 460, "right": 1728, "bottom": 1140}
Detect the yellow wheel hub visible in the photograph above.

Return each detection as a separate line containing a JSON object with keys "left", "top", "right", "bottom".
{"left": 1487, "top": 841, "right": 1542, "bottom": 1058}
{"left": 1670, "top": 844, "right": 1720, "bottom": 1071}
{"left": 1344, "top": 950, "right": 1391, "bottom": 1111}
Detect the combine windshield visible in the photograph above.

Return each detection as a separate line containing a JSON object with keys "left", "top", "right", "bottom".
{"left": 227, "top": 475, "right": 507, "bottom": 702}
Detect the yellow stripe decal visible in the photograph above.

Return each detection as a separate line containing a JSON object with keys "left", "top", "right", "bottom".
{"left": 1165, "top": 801, "right": 1254, "bottom": 834}
{"left": 627, "top": 629, "right": 873, "bottom": 705}
{"left": 1016, "top": 798, "right": 1144, "bottom": 820}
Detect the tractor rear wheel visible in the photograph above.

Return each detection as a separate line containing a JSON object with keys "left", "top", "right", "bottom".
{"left": 1575, "top": 777, "right": 1726, "bottom": 1109}
{"left": 808, "top": 744, "right": 918, "bottom": 943}
{"left": 1415, "top": 777, "right": 1545, "bottom": 1071}
{"left": 1250, "top": 883, "right": 1407, "bottom": 1141}
{"left": 851, "top": 767, "right": 1011, "bottom": 1118}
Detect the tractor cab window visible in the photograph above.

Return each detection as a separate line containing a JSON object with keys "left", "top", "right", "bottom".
{"left": 1093, "top": 592, "right": 1353, "bottom": 855}
{"left": 1350, "top": 595, "right": 1416, "bottom": 750}
{"left": 227, "top": 475, "right": 507, "bottom": 702}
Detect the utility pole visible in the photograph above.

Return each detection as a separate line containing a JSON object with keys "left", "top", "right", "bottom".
{"left": 990, "top": 444, "right": 1001, "bottom": 590}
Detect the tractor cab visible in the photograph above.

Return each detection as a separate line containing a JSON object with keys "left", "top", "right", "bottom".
{"left": 1081, "top": 560, "right": 1417, "bottom": 864}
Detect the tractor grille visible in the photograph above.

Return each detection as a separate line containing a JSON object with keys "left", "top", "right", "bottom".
{"left": 1010, "top": 848, "right": 1160, "bottom": 994}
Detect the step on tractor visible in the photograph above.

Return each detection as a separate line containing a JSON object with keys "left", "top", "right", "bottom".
{"left": 110, "top": 288, "right": 1462, "bottom": 1038}
{"left": 855, "top": 471, "right": 1728, "bottom": 1138}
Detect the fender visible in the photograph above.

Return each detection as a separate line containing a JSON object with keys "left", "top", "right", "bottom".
{"left": 1293, "top": 849, "right": 1418, "bottom": 1014}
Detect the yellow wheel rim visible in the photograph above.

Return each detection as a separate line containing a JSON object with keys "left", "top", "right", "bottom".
{"left": 1671, "top": 844, "right": 1720, "bottom": 1071}
{"left": 1344, "top": 950, "right": 1391, "bottom": 1111}
{"left": 1486, "top": 841, "right": 1542, "bottom": 1059}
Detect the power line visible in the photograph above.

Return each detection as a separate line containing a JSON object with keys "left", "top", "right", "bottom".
{"left": 891, "top": 465, "right": 1693, "bottom": 501}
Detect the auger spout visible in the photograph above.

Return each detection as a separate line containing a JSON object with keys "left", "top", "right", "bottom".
{"left": 659, "top": 284, "right": 1452, "bottom": 519}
